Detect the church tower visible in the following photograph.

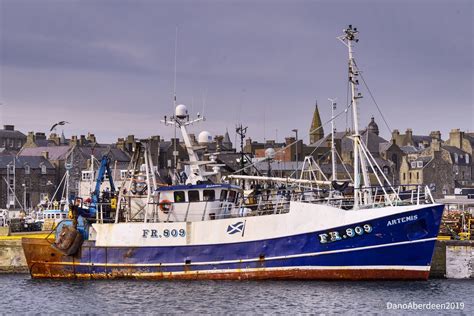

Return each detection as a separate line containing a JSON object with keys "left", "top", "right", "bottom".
{"left": 309, "top": 101, "right": 324, "bottom": 143}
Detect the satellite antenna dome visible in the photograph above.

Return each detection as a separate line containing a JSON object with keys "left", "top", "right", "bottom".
{"left": 198, "top": 131, "right": 212, "bottom": 144}
{"left": 175, "top": 104, "right": 188, "bottom": 119}
{"left": 265, "top": 148, "right": 276, "bottom": 160}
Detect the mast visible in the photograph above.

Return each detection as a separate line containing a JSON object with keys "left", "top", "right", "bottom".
{"left": 338, "top": 25, "right": 370, "bottom": 209}
{"left": 162, "top": 105, "right": 211, "bottom": 185}
{"left": 329, "top": 98, "right": 337, "bottom": 181}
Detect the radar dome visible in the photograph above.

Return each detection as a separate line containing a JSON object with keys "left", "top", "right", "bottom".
{"left": 175, "top": 104, "right": 188, "bottom": 119}
{"left": 198, "top": 131, "right": 213, "bottom": 144}
{"left": 265, "top": 148, "right": 276, "bottom": 159}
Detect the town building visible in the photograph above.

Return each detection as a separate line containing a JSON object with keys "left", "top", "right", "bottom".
{"left": 0, "top": 125, "right": 26, "bottom": 154}
{"left": 0, "top": 155, "right": 56, "bottom": 209}
{"left": 399, "top": 138, "right": 473, "bottom": 198}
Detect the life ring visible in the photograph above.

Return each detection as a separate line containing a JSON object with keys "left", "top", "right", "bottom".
{"left": 159, "top": 200, "right": 172, "bottom": 213}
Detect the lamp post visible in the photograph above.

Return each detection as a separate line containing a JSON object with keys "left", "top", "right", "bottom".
{"left": 292, "top": 129, "right": 298, "bottom": 178}
{"left": 22, "top": 183, "right": 27, "bottom": 213}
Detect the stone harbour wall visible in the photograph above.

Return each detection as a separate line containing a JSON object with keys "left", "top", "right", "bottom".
{"left": 0, "top": 240, "right": 28, "bottom": 273}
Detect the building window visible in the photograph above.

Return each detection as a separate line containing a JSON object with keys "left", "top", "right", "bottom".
{"left": 7, "top": 164, "right": 14, "bottom": 173}
{"left": 409, "top": 172, "right": 412, "bottom": 180}
{"left": 403, "top": 173, "right": 406, "bottom": 181}
{"left": 25, "top": 165, "right": 30, "bottom": 174}
{"left": 41, "top": 165, "right": 47, "bottom": 174}
{"left": 410, "top": 161, "right": 416, "bottom": 169}
{"left": 454, "top": 153, "right": 458, "bottom": 164}
{"left": 0, "top": 139, "right": 5, "bottom": 148}
{"left": 188, "top": 190, "right": 200, "bottom": 202}
{"left": 16, "top": 140, "right": 22, "bottom": 148}
{"left": 174, "top": 191, "right": 185, "bottom": 203}
{"left": 466, "top": 155, "right": 470, "bottom": 164}
{"left": 203, "top": 190, "right": 215, "bottom": 201}
{"left": 417, "top": 161, "right": 423, "bottom": 168}
{"left": 416, "top": 172, "right": 419, "bottom": 180}
{"left": 82, "top": 171, "right": 92, "bottom": 181}
{"left": 120, "top": 170, "right": 128, "bottom": 180}
{"left": 8, "top": 139, "right": 14, "bottom": 147}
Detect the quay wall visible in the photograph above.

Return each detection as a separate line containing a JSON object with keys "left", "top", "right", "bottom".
{"left": 0, "top": 239, "right": 28, "bottom": 273}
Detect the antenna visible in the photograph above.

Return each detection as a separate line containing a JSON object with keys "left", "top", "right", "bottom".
{"left": 263, "top": 105, "right": 266, "bottom": 142}
{"left": 235, "top": 124, "right": 248, "bottom": 176}
{"left": 328, "top": 98, "right": 337, "bottom": 181}
{"left": 173, "top": 26, "right": 178, "bottom": 179}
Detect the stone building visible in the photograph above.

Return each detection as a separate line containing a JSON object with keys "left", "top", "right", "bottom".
{"left": 0, "top": 125, "right": 26, "bottom": 153}
{"left": 399, "top": 139, "right": 472, "bottom": 198}
{"left": 0, "top": 155, "right": 56, "bottom": 209}
{"left": 19, "top": 132, "right": 132, "bottom": 200}
{"left": 446, "top": 129, "right": 474, "bottom": 156}
{"left": 392, "top": 128, "right": 442, "bottom": 149}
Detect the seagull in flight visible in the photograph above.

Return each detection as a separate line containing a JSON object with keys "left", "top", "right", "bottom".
{"left": 49, "top": 121, "right": 70, "bottom": 132}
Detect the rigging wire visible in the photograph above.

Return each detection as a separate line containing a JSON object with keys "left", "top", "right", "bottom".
{"left": 232, "top": 102, "right": 352, "bottom": 175}
{"left": 353, "top": 60, "right": 392, "bottom": 134}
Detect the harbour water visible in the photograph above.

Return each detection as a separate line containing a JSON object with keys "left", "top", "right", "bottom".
{"left": 1, "top": 275, "right": 472, "bottom": 314}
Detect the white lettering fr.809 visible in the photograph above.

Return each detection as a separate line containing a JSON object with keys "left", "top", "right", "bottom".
{"left": 318, "top": 224, "right": 372, "bottom": 244}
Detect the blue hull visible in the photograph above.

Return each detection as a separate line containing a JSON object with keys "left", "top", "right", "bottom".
{"left": 23, "top": 204, "right": 444, "bottom": 280}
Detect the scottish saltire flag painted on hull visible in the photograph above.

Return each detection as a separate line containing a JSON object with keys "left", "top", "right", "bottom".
{"left": 22, "top": 203, "right": 444, "bottom": 280}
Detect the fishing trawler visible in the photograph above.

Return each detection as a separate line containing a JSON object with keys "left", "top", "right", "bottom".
{"left": 22, "top": 26, "right": 444, "bottom": 280}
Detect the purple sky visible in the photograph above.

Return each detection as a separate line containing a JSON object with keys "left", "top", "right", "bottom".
{"left": 0, "top": 0, "right": 472, "bottom": 145}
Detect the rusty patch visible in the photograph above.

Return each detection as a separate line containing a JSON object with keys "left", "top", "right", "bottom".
{"left": 22, "top": 238, "right": 430, "bottom": 281}
{"left": 123, "top": 249, "right": 135, "bottom": 259}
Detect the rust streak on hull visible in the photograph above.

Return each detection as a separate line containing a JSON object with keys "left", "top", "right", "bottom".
{"left": 22, "top": 238, "right": 430, "bottom": 281}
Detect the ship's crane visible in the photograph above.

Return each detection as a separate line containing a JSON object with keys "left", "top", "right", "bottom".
{"left": 89, "top": 155, "right": 116, "bottom": 217}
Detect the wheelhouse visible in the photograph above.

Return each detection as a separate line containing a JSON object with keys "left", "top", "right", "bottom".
{"left": 156, "top": 183, "right": 242, "bottom": 222}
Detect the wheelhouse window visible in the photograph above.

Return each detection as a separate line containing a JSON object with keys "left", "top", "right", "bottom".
{"left": 174, "top": 191, "right": 185, "bottom": 203}
{"left": 220, "top": 189, "right": 228, "bottom": 201}
{"left": 228, "top": 190, "right": 236, "bottom": 203}
{"left": 188, "top": 190, "right": 200, "bottom": 202}
{"left": 203, "top": 190, "right": 215, "bottom": 201}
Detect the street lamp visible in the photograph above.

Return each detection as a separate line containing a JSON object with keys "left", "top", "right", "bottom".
{"left": 22, "top": 183, "right": 27, "bottom": 213}
{"left": 292, "top": 129, "right": 298, "bottom": 178}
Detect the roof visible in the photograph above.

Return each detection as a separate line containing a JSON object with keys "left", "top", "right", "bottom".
{"left": 0, "top": 155, "right": 54, "bottom": 169}
{"left": 442, "top": 145, "right": 471, "bottom": 165}
{"left": 157, "top": 183, "right": 240, "bottom": 192}
{"left": 79, "top": 146, "right": 130, "bottom": 162}
{"left": 18, "top": 146, "right": 72, "bottom": 160}
{"left": 412, "top": 135, "right": 433, "bottom": 145}
{"left": 308, "top": 131, "right": 347, "bottom": 147}
{"left": 400, "top": 145, "right": 422, "bottom": 154}
{"left": 379, "top": 142, "right": 392, "bottom": 153}
{"left": 0, "top": 129, "right": 26, "bottom": 139}
{"left": 442, "top": 145, "right": 469, "bottom": 156}
{"left": 319, "top": 163, "right": 354, "bottom": 174}
{"left": 341, "top": 130, "right": 388, "bottom": 154}
{"left": 255, "top": 161, "right": 305, "bottom": 172}
{"left": 409, "top": 156, "right": 432, "bottom": 169}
